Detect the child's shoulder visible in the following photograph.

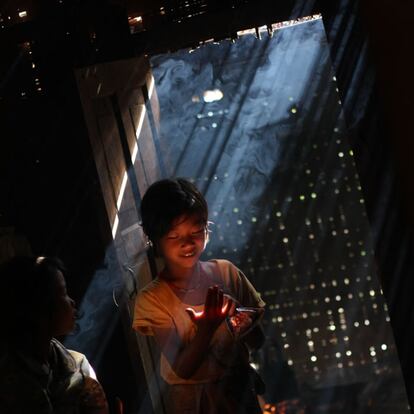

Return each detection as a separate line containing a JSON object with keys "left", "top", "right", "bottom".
{"left": 206, "top": 258, "right": 239, "bottom": 273}
{"left": 137, "top": 277, "right": 167, "bottom": 299}
{"left": 204, "top": 259, "right": 241, "bottom": 285}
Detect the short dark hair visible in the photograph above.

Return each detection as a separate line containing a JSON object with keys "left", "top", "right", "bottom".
{"left": 0, "top": 256, "right": 67, "bottom": 343}
{"left": 140, "top": 178, "right": 208, "bottom": 245}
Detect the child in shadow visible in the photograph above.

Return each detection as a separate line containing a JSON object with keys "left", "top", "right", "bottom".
{"left": 0, "top": 255, "right": 111, "bottom": 414}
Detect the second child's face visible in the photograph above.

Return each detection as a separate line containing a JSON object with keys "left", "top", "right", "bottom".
{"left": 158, "top": 214, "right": 207, "bottom": 271}
{"left": 50, "top": 270, "right": 77, "bottom": 337}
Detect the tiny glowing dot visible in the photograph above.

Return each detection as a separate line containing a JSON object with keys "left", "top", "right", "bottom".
{"left": 311, "top": 193, "right": 317, "bottom": 199}
{"left": 237, "top": 220, "right": 243, "bottom": 225}
{"left": 346, "top": 350, "right": 352, "bottom": 356}
{"left": 369, "top": 290, "right": 375, "bottom": 297}
{"left": 381, "top": 344, "right": 387, "bottom": 351}
{"left": 299, "top": 195, "right": 305, "bottom": 201}
{"left": 310, "top": 355, "right": 317, "bottom": 362}
{"left": 335, "top": 352, "right": 341, "bottom": 358}
{"left": 364, "top": 319, "right": 370, "bottom": 326}
{"left": 251, "top": 217, "right": 257, "bottom": 223}
{"left": 329, "top": 325, "right": 336, "bottom": 331}
{"left": 233, "top": 207, "right": 239, "bottom": 213}
{"left": 207, "top": 111, "right": 213, "bottom": 117}
{"left": 283, "top": 237, "right": 289, "bottom": 243}
{"left": 291, "top": 107, "right": 297, "bottom": 114}
{"left": 276, "top": 211, "right": 282, "bottom": 217}
{"left": 354, "top": 321, "right": 359, "bottom": 327}
{"left": 338, "top": 152, "right": 344, "bottom": 158}
{"left": 212, "top": 122, "right": 217, "bottom": 128}
{"left": 349, "top": 150, "right": 354, "bottom": 156}
{"left": 287, "top": 359, "right": 293, "bottom": 366}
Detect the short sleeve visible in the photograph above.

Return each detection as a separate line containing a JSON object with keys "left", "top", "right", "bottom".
{"left": 236, "top": 268, "right": 266, "bottom": 308}
{"left": 133, "top": 290, "right": 173, "bottom": 336}
{"left": 215, "top": 260, "right": 265, "bottom": 308}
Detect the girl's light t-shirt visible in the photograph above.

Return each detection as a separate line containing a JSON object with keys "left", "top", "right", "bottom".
{"left": 133, "top": 259, "right": 265, "bottom": 385}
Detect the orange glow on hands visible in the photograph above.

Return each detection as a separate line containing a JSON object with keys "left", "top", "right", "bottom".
{"left": 186, "top": 308, "right": 204, "bottom": 319}
{"left": 186, "top": 303, "right": 229, "bottom": 319}
{"left": 221, "top": 301, "right": 230, "bottom": 315}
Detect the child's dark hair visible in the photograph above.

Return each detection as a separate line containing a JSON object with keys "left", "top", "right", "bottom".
{"left": 140, "top": 178, "right": 208, "bottom": 245}
{"left": 0, "top": 256, "right": 67, "bottom": 343}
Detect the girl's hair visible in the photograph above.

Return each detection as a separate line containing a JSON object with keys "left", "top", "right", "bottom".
{"left": 0, "top": 255, "right": 67, "bottom": 343}
{"left": 140, "top": 178, "right": 208, "bottom": 245}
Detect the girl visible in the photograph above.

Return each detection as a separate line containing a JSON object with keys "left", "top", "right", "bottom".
{"left": 133, "top": 178, "right": 266, "bottom": 413}
{"left": 0, "top": 256, "right": 110, "bottom": 414}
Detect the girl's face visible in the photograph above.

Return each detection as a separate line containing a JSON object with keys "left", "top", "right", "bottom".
{"left": 157, "top": 214, "right": 207, "bottom": 272}
{"left": 49, "top": 270, "right": 77, "bottom": 337}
